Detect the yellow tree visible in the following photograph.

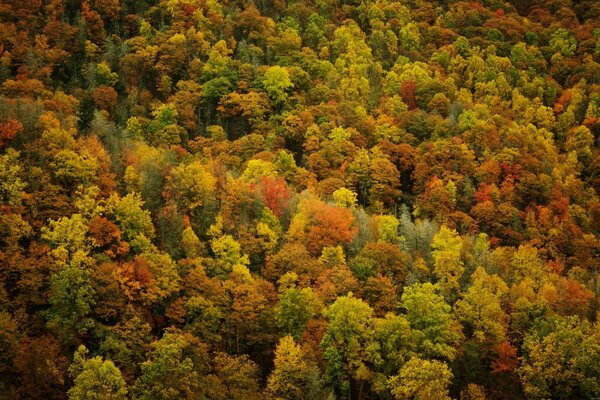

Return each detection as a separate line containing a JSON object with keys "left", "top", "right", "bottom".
{"left": 432, "top": 225, "right": 465, "bottom": 300}
{"left": 265, "top": 336, "right": 328, "bottom": 400}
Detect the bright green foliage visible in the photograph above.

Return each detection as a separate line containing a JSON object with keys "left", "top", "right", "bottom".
{"left": 329, "top": 127, "right": 351, "bottom": 143}
{"left": 398, "top": 22, "right": 421, "bottom": 51}
{"left": 203, "top": 40, "right": 234, "bottom": 79}
{"left": 400, "top": 283, "right": 463, "bottom": 360}
{"left": 145, "top": 103, "right": 183, "bottom": 147}
{"left": 273, "top": 150, "right": 297, "bottom": 178}
{"left": 68, "top": 345, "right": 128, "bottom": 400}
{"left": 95, "top": 62, "right": 119, "bottom": 87}
{"left": 319, "top": 245, "right": 346, "bottom": 268}
{"left": 209, "top": 233, "right": 250, "bottom": 278}
{"left": 126, "top": 117, "right": 144, "bottom": 140}
{"left": 389, "top": 356, "right": 452, "bottom": 400}
{"left": 262, "top": 66, "right": 294, "bottom": 105}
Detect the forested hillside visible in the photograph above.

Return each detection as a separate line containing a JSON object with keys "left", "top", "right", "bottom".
{"left": 1, "top": 0, "right": 600, "bottom": 398}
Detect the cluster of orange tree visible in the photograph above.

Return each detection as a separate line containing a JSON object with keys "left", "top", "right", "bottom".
{"left": 1, "top": 0, "right": 600, "bottom": 399}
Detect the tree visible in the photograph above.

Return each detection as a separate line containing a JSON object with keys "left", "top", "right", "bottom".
{"left": 116, "top": 251, "right": 181, "bottom": 306}
{"left": 12, "top": 335, "right": 69, "bottom": 400}
{"left": 50, "top": 149, "right": 99, "bottom": 188}
{"left": 68, "top": 345, "right": 128, "bottom": 400}
{"left": 261, "top": 66, "right": 294, "bottom": 107}
{"left": 265, "top": 336, "right": 328, "bottom": 400}
{"left": 356, "top": 242, "right": 409, "bottom": 285}
{"left": 550, "top": 28, "right": 577, "bottom": 57}
{"left": 333, "top": 187, "right": 358, "bottom": 208}
{"left": 106, "top": 192, "right": 155, "bottom": 243}
{"left": 276, "top": 285, "right": 323, "bottom": 340}
{"left": 42, "top": 213, "right": 90, "bottom": 258}
{"left": 292, "top": 199, "right": 358, "bottom": 256}
{"left": 373, "top": 214, "right": 400, "bottom": 243}
{"left": 454, "top": 267, "right": 509, "bottom": 347}
{"left": 0, "top": 148, "right": 26, "bottom": 205}
{"left": 209, "top": 353, "right": 261, "bottom": 400}
{"left": 388, "top": 357, "right": 452, "bottom": 400}
{"left": 223, "top": 275, "right": 277, "bottom": 352}
{"left": 0, "top": 119, "right": 22, "bottom": 148}
{"left": 370, "top": 313, "right": 416, "bottom": 393}
{"left": 321, "top": 294, "right": 374, "bottom": 399}
{"left": 134, "top": 330, "right": 209, "bottom": 400}
{"left": 47, "top": 255, "right": 96, "bottom": 342}
{"left": 400, "top": 283, "right": 463, "bottom": 361}
{"left": 166, "top": 160, "right": 217, "bottom": 211}
{"left": 398, "top": 23, "right": 421, "bottom": 52}
{"left": 263, "top": 243, "right": 319, "bottom": 282}
{"left": 184, "top": 295, "right": 223, "bottom": 344}
{"left": 518, "top": 316, "right": 600, "bottom": 399}
{"left": 207, "top": 216, "right": 251, "bottom": 278}
{"left": 431, "top": 225, "right": 464, "bottom": 300}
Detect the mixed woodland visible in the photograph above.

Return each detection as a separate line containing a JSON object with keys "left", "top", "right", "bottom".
{"left": 1, "top": 0, "right": 600, "bottom": 398}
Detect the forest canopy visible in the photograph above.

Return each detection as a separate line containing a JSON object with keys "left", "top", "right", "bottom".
{"left": 0, "top": 0, "right": 600, "bottom": 399}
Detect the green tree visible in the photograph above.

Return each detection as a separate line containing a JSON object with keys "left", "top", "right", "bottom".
{"left": 47, "top": 255, "right": 96, "bottom": 342}
{"left": 261, "top": 66, "right": 294, "bottom": 107}
{"left": 276, "top": 285, "right": 323, "bottom": 339}
{"left": 68, "top": 345, "right": 128, "bottom": 400}
{"left": 42, "top": 213, "right": 90, "bottom": 258}
{"left": 134, "top": 330, "right": 208, "bottom": 400}
{"left": 550, "top": 28, "right": 577, "bottom": 57}
{"left": 370, "top": 313, "right": 416, "bottom": 394}
{"left": 398, "top": 22, "right": 421, "bottom": 52}
{"left": 400, "top": 283, "right": 463, "bottom": 361}
{"left": 321, "top": 294, "right": 374, "bottom": 399}
{"left": 50, "top": 149, "right": 99, "bottom": 188}
{"left": 518, "top": 316, "right": 600, "bottom": 399}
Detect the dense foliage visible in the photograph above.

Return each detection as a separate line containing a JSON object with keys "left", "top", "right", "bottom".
{"left": 1, "top": 0, "right": 600, "bottom": 399}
